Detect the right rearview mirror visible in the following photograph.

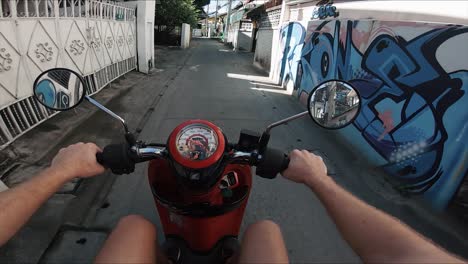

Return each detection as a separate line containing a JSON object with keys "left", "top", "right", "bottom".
{"left": 308, "top": 80, "right": 361, "bottom": 129}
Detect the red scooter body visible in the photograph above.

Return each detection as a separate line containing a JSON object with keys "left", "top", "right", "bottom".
{"left": 148, "top": 159, "right": 252, "bottom": 252}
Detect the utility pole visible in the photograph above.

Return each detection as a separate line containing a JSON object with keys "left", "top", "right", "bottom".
{"left": 214, "top": 0, "right": 219, "bottom": 36}
{"left": 205, "top": 4, "right": 210, "bottom": 37}
{"left": 224, "top": 0, "right": 233, "bottom": 42}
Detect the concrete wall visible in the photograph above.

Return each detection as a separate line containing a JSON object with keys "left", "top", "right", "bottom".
{"left": 181, "top": 23, "right": 191, "bottom": 49}
{"left": 238, "top": 31, "right": 253, "bottom": 51}
{"left": 130, "top": 0, "right": 155, "bottom": 73}
{"left": 253, "top": 6, "right": 283, "bottom": 76}
{"left": 277, "top": 1, "right": 468, "bottom": 210}
{"left": 227, "top": 19, "right": 253, "bottom": 51}
{"left": 192, "top": 29, "right": 202, "bottom": 38}
{"left": 237, "top": 21, "right": 254, "bottom": 51}
{"left": 253, "top": 28, "right": 274, "bottom": 72}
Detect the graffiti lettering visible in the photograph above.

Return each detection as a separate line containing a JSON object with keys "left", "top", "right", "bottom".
{"left": 377, "top": 110, "right": 395, "bottom": 141}
{"left": 280, "top": 19, "right": 468, "bottom": 209}
{"left": 280, "top": 22, "right": 306, "bottom": 89}
{"left": 312, "top": 4, "right": 339, "bottom": 20}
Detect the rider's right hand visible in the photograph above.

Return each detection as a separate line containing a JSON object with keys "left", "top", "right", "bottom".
{"left": 281, "top": 150, "right": 328, "bottom": 188}
{"left": 50, "top": 142, "right": 105, "bottom": 181}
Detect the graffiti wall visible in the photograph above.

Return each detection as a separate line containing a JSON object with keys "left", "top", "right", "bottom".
{"left": 280, "top": 19, "right": 468, "bottom": 210}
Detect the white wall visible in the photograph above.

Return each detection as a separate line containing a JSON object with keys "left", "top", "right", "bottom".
{"left": 0, "top": 0, "right": 140, "bottom": 148}
{"left": 253, "top": 28, "right": 274, "bottom": 72}
{"left": 238, "top": 31, "right": 253, "bottom": 51}
{"left": 287, "top": 1, "right": 468, "bottom": 25}
{"left": 253, "top": 5, "right": 284, "bottom": 75}
{"left": 237, "top": 21, "right": 254, "bottom": 51}
{"left": 129, "top": 0, "right": 156, "bottom": 73}
{"left": 181, "top": 23, "right": 191, "bottom": 49}
{"left": 192, "top": 28, "right": 202, "bottom": 37}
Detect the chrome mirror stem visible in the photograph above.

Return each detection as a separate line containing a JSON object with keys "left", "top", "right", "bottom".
{"left": 85, "top": 95, "right": 129, "bottom": 133}
{"left": 265, "top": 111, "right": 309, "bottom": 134}
{"left": 259, "top": 111, "right": 309, "bottom": 154}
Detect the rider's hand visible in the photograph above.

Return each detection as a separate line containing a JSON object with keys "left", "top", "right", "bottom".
{"left": 50, "top": 142, "right": 105, "bottom": 180}
{"left": 282, "top": 150, "right": 329, "bottom": 188}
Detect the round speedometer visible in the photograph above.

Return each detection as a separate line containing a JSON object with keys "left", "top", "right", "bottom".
{"left": 168, "top": 120, "right": 226, "bottom": 170}
{"left": 176, "top": 124, "right": 218, "bottom": 161}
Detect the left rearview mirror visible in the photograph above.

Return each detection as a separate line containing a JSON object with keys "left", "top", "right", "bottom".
{"left": 33, "top": 68, "right": 86, "bottom": 111}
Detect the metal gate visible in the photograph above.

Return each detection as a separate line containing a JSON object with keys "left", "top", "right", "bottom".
{"left": 0, "top": 0, "right": 137, "bottom": 148}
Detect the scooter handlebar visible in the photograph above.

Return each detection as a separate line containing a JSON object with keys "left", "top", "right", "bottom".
{"left": 256, "top": 148, "right": 290, "bottom": 179}
{"left": 96, "top": 142, "right": 290, "bottom": 178}
{"left": 96, "top": 143, "right": 166, "bottom": 175}
{"left": 96, "top": 152, "right": 104, "bottom": 166}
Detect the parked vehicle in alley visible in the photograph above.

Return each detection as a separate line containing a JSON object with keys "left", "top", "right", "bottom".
{"left": 33, "top": 68, "right": 361, "bottom": 263}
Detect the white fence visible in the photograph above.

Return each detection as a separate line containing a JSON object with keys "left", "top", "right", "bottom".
{"left": 0, "top": 0, "right": 137, "bottom": 148}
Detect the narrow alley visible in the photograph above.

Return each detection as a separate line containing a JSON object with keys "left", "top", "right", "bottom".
{"left": 1, "top": 39, "right": 468, "bottom": 263}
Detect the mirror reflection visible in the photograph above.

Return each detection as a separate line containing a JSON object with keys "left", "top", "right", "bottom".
{"left": 33, "top": 69, "right": 85, "bottom": 111}
{"left": 308, "top": 80, "right": 360, "bottom": 129}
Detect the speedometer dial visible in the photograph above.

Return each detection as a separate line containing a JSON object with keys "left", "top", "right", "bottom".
{"left": 176, "top": 124, "right": 219, "bottom": 161}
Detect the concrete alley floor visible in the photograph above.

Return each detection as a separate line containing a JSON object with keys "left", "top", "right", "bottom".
{"left": 2, "top": 39, "right": 468, "bottom": 263}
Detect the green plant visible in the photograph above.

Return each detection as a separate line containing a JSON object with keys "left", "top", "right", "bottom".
{"left": 155, "top": 0, "right": 200, "bottom": 32}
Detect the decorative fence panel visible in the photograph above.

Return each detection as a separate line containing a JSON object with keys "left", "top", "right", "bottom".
{"left": 0, "top": 0, "right": 137, "bottom": 148}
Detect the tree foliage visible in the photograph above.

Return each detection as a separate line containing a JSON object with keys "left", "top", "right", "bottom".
{"left": 155, "top": 0, "right": 199, "bottom": 32}
{"left": 194, "top": 0, "right": 211, "bottom": 9}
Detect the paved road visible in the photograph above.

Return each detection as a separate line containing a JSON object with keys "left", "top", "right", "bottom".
{"left": 53, "top": 39, "right": 467, "bottom": 263}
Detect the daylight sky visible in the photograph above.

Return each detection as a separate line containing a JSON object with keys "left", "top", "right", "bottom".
{"left": 203, "top": 0, "right": 242, "bottom": 16}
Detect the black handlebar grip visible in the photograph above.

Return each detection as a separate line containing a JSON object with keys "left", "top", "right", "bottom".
{"left": 96, "top": 152, "right": 105, "bottom": 167}
{"left": 280, "top": 156, "right": 290, "bottom": 173}
{"left": 256, "top": 148, "right": 289, "bottom": 179}
{"left": 99, "top": 144, "right": 136, "bottom": 175}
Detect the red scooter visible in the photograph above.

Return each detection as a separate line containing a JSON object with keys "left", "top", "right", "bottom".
{"left": 33, "top": 68, "right": 360, "bottom": 263}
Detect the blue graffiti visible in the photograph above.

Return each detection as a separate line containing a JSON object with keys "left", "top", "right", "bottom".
{"left": 35, "top": 79, "right": 56, "bottom": 108}
{"left": 292, "top": 20, "right": 468, "bottom": 209}
{"left": 280, "top": 22, "right": 306, "bottom": 88}
{"left": 312, "top": 3, "right": 339, "bottom": 20}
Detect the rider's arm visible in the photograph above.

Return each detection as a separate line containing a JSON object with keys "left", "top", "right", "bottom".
{"left": 283, "top": 150, "right": 465, "bottom": 263}
{"left": 0, "top": 143, "right": 104, "bottom": 247}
